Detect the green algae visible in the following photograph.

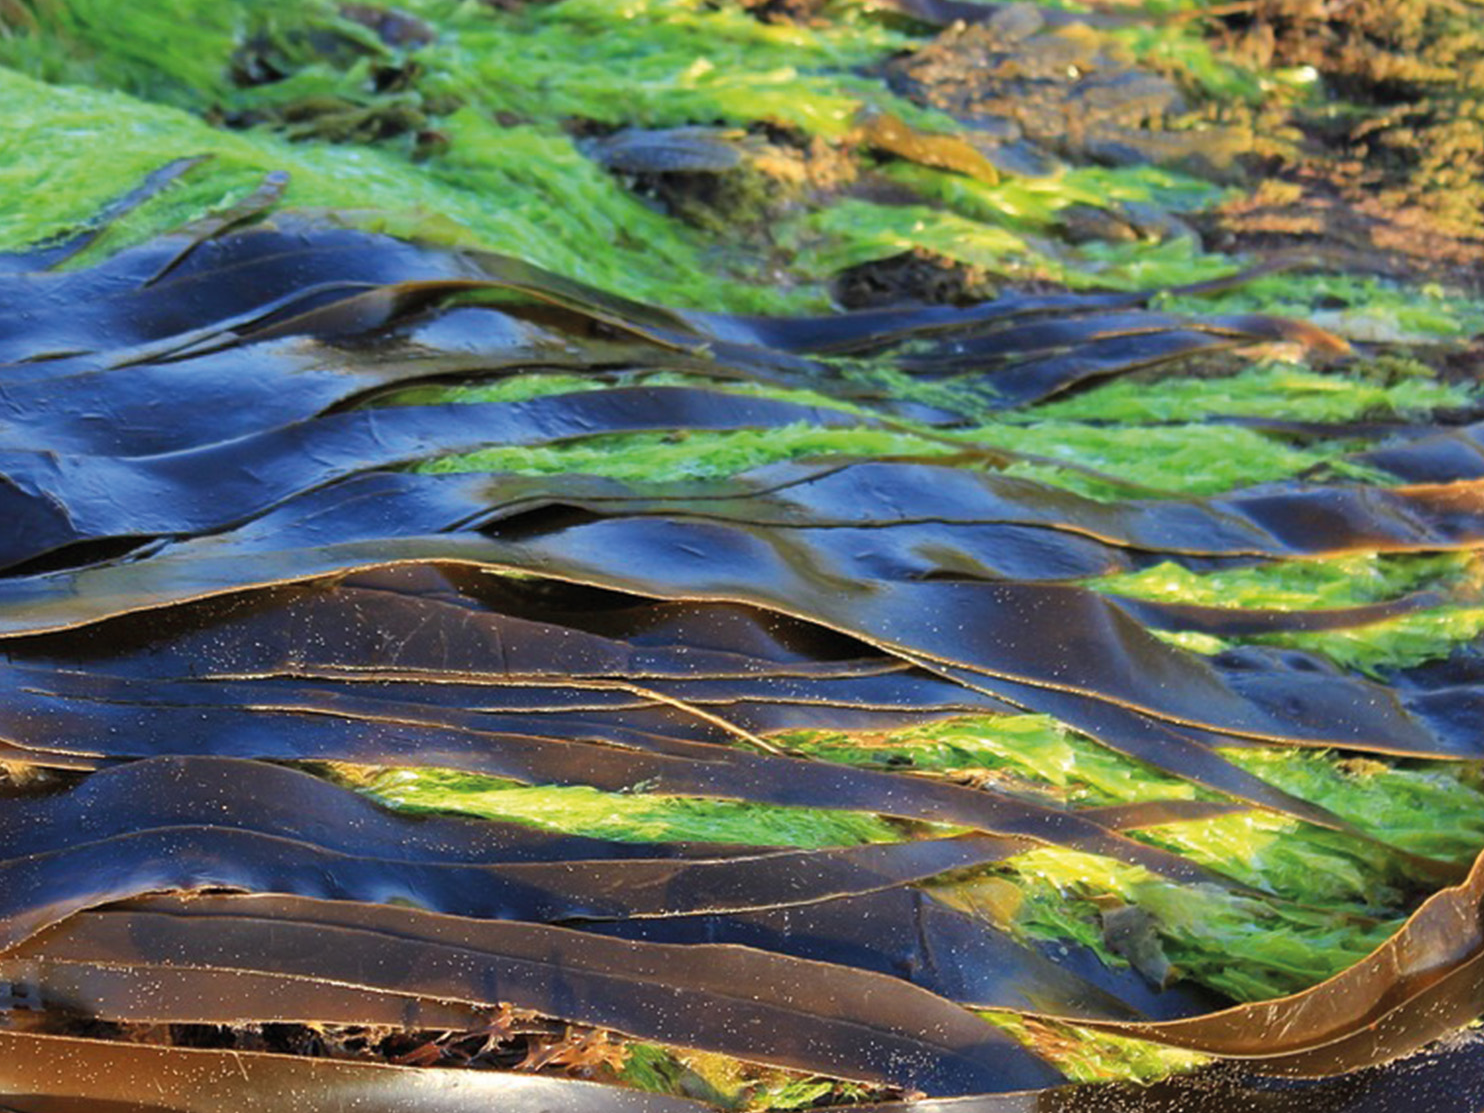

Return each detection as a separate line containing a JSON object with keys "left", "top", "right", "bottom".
{"left": 0, "top": 0, "right": 943, "bottom": 309}
{"left": 784, "top": 712, "right": 1484, "bottom": 874}
{"left": 779, "top": 709, "right": 1484, "bottom": 997}
{"left": 420, "top": 0, "right": 930, "bottom": 139}
{"left": 783, "top": 193, "right": 1236, "bottom": 294}
{"left": 883, "top": 163, "right": 1227, "bottom": 235}
{"left": 1109, "top": 21, "right": 1270, "bottom": 105}
{"left": 330, "top": 690, "right": 1484, "bottom": 1003}
{"left": 408, "top": 372, "right": 1390, "bottom": 497}
{"left": 787, "top": 199, "right": 1041, "bottom": 282}
{"left": 389, "top": 369, "right": 878, "bottom": 419}
{"left": 1030, "top": 361, "right": 1475, "bottom": 424}
{"left": 781, "top": 714, "right": 1201, "bottom": 810}
{"left": 0, "top": 0, "right": 926, "bottom": 137}
{"left": 9, "top": 0, "right": 1484, "bottom": 339}
{"left": 788, "top": 191, "right": 1484, "bottom": 335}
{"left": 1220, "top": 749, "right": 1484, "bottom": 864}
{"left": 340, "top": 765, "right": 904, "bottom": 848}
{"left": 618, "top": 1041, "right": 887, "bottom": 1111}
{"left": 414, "top": 424, "right": 958, "bottom": 482}
{"left": 332, "top": 696, "right": 1484, "bottom": 1004}
{"left": 0, "top": 69, "right": 811, "bottom": 311}
{"left": 1096, "top": 554, "right": 1474, "bottom": 612}
{"left": 375, "top": 375, "right": 608, "bottom": 409}
{"left": 979, "top": 1011, "right": 1211, "bottom": 1084}
{"left": 1095, "top": 554, "right": 1484, "bottom": 675}
{"left": 336, "top": 718, "right": 1478, "bottom": 1002}
{"left": 1159, "top": 272, "right": 1484, "bottom": 342}
{"left": 1140, "top": 607, "right": 1484, "bottom": 677}
{"left": 1001, "top": 844, "right": 1402, "bottom": 1001}
{"left": 806, "top": 165, "right": 1484, "bottom": 336}
{"left": 790, "top": 170, "right": 1484, "bottom": 336}
{"left": 965, "top": 422, "right": 1387, "bottom": 497}
{"left": 1259, "top": 606, "right": 1484, "bottom": 676}
{"left": 414, "top": 417, "right": 1370, "bottom": 496}
{"left": 0, "top": 0, "right": 251, "bottom": 109}
{"left": 811, "top": 162, "right": 1240, "bottom": 293}
{"left": 7, "top": 0, "right": 1484, "bottom": 1089}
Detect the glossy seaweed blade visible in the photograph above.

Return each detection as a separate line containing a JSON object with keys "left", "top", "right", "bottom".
{"left": 0, "top": 513, "right": 1473, "bottom": 850}
{"left": 12, "top": 829, "right": 1484, "bottom": 1092}
{"left": 0, "top": 215, "right": 1352, "bottom": 568}
{"left": 0, "top": 664, "right": 1235, "bottom": 889}
{"left": 3, "top": 894, "right": 1069, "bottom": 1096}
{"left": 0, "top": 539, "right": 1383, "bottom": 855}
{"left": 0, "top": 386, "right": 865, "bottom": 572}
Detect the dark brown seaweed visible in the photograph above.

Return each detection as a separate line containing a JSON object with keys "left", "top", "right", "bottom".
{"left": 0, "top": 1030, "right": 713, "bottom": 1113}
{"left": 6, "top": 894, "right": 1068, "bottom": 1095}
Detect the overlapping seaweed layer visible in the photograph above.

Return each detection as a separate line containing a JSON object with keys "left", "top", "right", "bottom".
{"left": 0, "top": 195, "right": 1478, "bottom": 1109}
{"left": 2, "top": 0, "right": 1484, "bottom": 1109}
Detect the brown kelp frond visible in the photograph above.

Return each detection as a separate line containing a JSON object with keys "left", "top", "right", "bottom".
{"left": 0, "top": 1029, "right": 714, "bottom": 1112}
{"left": 10, "top": 893, "right": 1064, "bottom": 1095}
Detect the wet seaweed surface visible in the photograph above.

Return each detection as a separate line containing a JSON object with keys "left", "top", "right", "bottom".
{"left": 0, "top": 168, "right": 1482, "bottom": 1113}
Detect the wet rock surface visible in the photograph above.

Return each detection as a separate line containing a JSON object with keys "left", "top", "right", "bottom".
{"left": 883, "top": 11, "right": 1246, "bottom": 175}
{"left": 1203, "top": 0, "right": 1484, "bottom": 288}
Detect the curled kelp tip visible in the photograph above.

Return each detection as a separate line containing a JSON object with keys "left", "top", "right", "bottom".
{"left": 141, "top": 167, "right": 292, "bottom": 287}
{"left": 857, "top": 107, "right": 1002, "bottom": 187}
